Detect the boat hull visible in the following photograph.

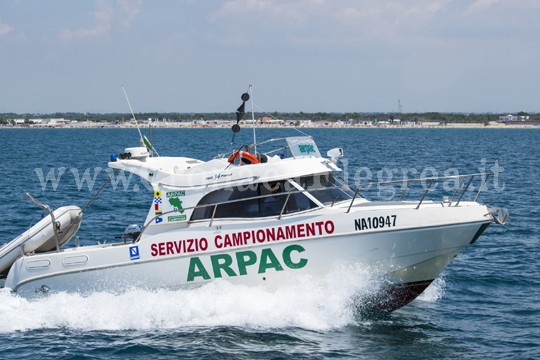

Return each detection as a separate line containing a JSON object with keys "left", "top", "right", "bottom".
{"left": 5, "top": 203, "right": 491, "bottom": 311}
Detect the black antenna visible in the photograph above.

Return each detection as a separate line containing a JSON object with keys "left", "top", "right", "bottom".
{"left": 230, "top": 90, "right": 250, "bottom": 146}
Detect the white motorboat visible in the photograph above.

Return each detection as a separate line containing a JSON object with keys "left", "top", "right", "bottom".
{"left": 0, "top": 91, "right": 508, "bottom": 312}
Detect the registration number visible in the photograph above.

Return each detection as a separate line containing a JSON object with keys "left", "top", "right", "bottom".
{"left": 355, "top": 215, "right": 397, "bottom": 231}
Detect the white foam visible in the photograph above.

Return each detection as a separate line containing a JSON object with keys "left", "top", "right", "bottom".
{"left": 0, "top": 265, "right": 381, "bottom": 333}
{"left": 416, "top": 277, "right": 446, "bottom": 303}
{"left": 0, "top": 266, "right": 444, "bottom": 332}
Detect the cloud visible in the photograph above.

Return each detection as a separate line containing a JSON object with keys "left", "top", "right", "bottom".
{"left": 0, "top": 22, "right": 14, "bottom": 37}
{"left": 464, "top": 0, "right": 500, "bottom": 15}
{"left": 463, "top": 0, "right": 540, "bottom": 18}
{"left": 332, "top": 1, "right": 449, "bottom": 38}
{"left": 59, "top": 1, "right": 114, "bottom": 41}
{"left": 58, "top": 0, "right": 142, "bottom": 41}
{"left": 208, "top": 0, "right": 321, "bottom": 26}
{"left": 210, "top": 1, "right": 450, "bottom": 26}
{"left": 117, "top": 0, "right": 142, "bottom": 27}
{"left": 208, "top": 0, "right": 451, "bottom": 45}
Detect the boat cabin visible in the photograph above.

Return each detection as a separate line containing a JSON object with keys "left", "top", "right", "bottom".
{"left": 108, "top": 137, "right": 357, "bottom": 229}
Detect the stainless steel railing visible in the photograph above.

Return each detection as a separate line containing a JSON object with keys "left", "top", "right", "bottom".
{"left": 134, "top": 172, "right": 493, "bottom": 243}
{"left": 346, "top": 172, "right": 492, "bottom": 213}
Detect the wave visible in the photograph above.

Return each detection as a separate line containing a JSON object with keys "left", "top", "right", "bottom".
{"left": 0, "top": 266, "right": 445, "bottom": 333}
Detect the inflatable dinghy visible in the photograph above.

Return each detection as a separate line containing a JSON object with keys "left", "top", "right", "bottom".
{"left": 0, "top": 205, "right": 82, "bottom": 278}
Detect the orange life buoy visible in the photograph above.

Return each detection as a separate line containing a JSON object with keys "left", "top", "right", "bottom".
{"left": 228, "top": 150, "right": 260, "bottom": 165}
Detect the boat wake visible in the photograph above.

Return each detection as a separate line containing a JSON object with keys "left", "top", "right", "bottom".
{"left": 0, "top": 267, "right": 445, "bottom": 333}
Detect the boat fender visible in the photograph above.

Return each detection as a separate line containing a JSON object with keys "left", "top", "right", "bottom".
{"left": 228, "top": 150, "right": 260, "bottom": 165}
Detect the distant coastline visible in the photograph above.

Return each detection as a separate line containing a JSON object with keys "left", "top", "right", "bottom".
{"left": 1, "top": 122, "right": 539, "bottom": 129}
{"left": 2, "top": 111, "right": 540, "bottom": 130}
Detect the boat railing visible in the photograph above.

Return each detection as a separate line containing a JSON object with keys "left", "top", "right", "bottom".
{"left": 135, "top": 172, "right": 493, "bottom": 242}
{"left": 134, "top": 189, "right": 314, "bottom": 242}
{"left": 347, "top": 172, "right": 493, "bottom": 213}
{"left": 139, "top": 189, "right": 310, "bottom": 233}
{"left": 24, "top": 193, "right": 61, "bottom": 252}
{"left": 217, "top": 136, "right": 319, "bottom": 160}
{"left": 215, "top": 137, "right": 290, "bottom": 160}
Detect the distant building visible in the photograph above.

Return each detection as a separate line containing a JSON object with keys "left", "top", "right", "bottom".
{"left": 499, "top": 114, "right": 530, "bottom": 122}
{"left": 422, "top": 121, "right": 441, "bottom": 127}
{"left": 259, "top": 116, "right": 273, "bottom": 123}
{"left": 403, "top": 121, "right": 419, "bottom": 126}
{"left": 359, "top": 120, "right": 374, "bottom": 126}
{"left": 258, "top": 116, "right": 285, "bottom": 125}
{"left": 298, "top": 120, "right": 312, "bottom": 126}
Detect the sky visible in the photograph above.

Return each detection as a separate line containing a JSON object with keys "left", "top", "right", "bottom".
{"left": 0, "top": 0, "right": 539, "bottom": 114}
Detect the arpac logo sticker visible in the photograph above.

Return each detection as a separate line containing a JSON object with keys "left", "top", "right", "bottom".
{"left": 166, "top": 191, "right": 185, "bottom": 198}
{"left": 168, "top": 197, "right": 184, "bottom": 213}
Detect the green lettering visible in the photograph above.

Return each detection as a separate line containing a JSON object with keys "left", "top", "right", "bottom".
{"left": 258, "top": 248, "right": 284, "bottom": 274}
{"left": 236, "top": 250, "right": 257, "bottom": 275}
{"left": 282, "top": 244, "right": 308, "bottom": 269}
{"left": 187, "top": 257, "right": 210, "bottom": 282}
{"left": 166, "top": 191, "right": 185, "bottom": 198}
{"left": 211, "top": 254, "right": 237, "bottom": 278}
{"left": 299, "top": 144, "right": 314, "bottom": 153}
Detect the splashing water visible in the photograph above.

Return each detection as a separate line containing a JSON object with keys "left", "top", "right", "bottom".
{"left": 417, "top": 277, "right": 446, "bottom": 303}
{"left": 0, "top": 263, "right": 413, "bottom": 333}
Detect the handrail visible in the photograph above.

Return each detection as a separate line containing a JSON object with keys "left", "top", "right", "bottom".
{"left": 450, "top": 177, "right": 465, "bottom": 203}
{"left": 349, "top": 172, "right": 493, "bottom": 210}
{"left": 455, "top": 176, "right": 474, "bottom": 207}
{"left": 134, "top": 188, "right": 314, "bottom": 242}
{"left": 216, "top": 137, "right": 290, "bottom": 159}
{"left": 415, "top": 179, "right": 434, "bottom": 210}
{"left": 208, "top": 205, "right": 218, "bottom": 227}
{"left": 237, "top": 136, "right": 315, "bottom": 158}
{"left": 250, "top": 137, "right": 289, "bottom": 148}
{"left": 352, "top": 172, "right": 490, "bottom": 188}
{"left": 347, "top": 188, "right": 360, "bottom": 213}
{"left": 279, "top": 193, "right": 292, "bottom": 220}
{"left": 25, "top": 193, "right": 61, "bottom": 252}
{"left": 134, "top": 172, "right": 493, "bottom": 243}
{"left": 474, "top": 173, "right": 490, "bottom": 202}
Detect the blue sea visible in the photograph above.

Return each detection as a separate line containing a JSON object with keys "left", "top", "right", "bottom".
{"left": 0, "top": 127, "right": 538, "bottom": 359}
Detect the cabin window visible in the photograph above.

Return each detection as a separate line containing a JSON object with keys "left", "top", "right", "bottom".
{"left": 190, "top": 180, "right": 317, "bottom": 221}
{"left": 295, "top": 174, "right": 354, "bottom": 206}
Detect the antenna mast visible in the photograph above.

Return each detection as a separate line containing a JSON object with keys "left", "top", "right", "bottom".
{"left": 249, "top": 85, "right": 257, "bottom": 154}
{"left": 122, "top": 86, "right": 144, "bottom": 146}
{"left": 122, "top": 86, "right": 159, "bottom": 156}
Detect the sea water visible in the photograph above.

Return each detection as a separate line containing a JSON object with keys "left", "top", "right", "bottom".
{"left": 0, "top": 128, "right": 538, "bottom": 359}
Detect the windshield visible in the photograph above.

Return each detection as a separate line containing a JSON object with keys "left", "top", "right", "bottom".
{"left": 190, "top": 180, "right": 318, "bottom": 221}
{"left": 294, "top": 174, "right": 355, "bottom": 206}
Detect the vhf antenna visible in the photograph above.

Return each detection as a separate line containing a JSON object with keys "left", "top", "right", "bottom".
{"left": 122, "top": 86, "right": 159, "bottom": 156}
{"left": 249, "top": 85, "right": 257, "bottom": 154}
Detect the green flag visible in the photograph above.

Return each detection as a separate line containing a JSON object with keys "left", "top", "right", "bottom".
{"left": 143, "top": 135, "right": 154, "bottom": 152}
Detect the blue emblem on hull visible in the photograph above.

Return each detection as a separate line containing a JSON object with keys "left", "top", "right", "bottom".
{"left": 129, "top": 245, "right": 140, "bottom": 260}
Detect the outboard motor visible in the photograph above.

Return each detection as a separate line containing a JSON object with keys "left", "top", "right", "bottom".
{"left": 115, "top": 224, "right": 142, "bottom": 242}
{"left": 124, "top": 224, "right": 142, "bottom": 241}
